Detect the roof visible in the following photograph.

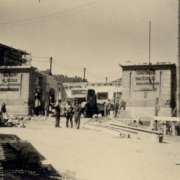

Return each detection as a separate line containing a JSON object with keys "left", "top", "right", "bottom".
{"left": 0, "top": 43, "right": 29, "bottom": 55}
{"left": 119, "top": 62, "right": 176, "bottom": 71}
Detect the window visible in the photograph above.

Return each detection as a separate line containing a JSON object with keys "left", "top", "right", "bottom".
{"left": 97, "top": 92, "right": 108, "bottom": 100}
{"left": 72, "top": 90, "right": 87, "bottom": 95}
{"left": 36, "top": 77, "right": 43, "bottom": 86}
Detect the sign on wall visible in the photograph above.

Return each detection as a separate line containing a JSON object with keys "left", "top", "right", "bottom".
{"left": 0, "top": 73, "right": 21, "bottom": 91}
{"left": 133, "top": 70, "right": 159, "bottom": 91}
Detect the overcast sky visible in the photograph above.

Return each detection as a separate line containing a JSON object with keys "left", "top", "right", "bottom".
{"left": 0, "top": 0, "right": 178, "bottom": 82}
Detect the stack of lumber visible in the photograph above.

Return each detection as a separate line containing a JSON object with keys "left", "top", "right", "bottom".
{"left": 0, "top": 133, "right": 61, "bottom": 179}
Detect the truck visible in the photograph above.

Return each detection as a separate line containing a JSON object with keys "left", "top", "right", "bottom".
{"left": 70, "top": 87, "right": 122, "bottom": 117}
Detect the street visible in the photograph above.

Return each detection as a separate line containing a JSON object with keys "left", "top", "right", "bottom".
{"left": 0, "top": 117, "right": 180, "bottom": 180}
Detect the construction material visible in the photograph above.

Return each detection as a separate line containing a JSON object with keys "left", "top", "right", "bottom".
{"left": 110, "top": 123, "right": 163, "bottom": 143}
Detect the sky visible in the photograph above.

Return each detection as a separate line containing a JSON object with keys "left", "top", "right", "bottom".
{"left": 0, "top": 0, "right": 178, "bottom": 82}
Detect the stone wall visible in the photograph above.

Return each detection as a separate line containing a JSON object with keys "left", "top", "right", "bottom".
{"left": 0, "top": 67, "right": 33, "bottom": 115}
{"left": 121, "top": 64, "right": 176, "bottom": 120}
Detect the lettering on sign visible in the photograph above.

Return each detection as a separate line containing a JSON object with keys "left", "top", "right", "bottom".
{"left": 136, "top": 77, "right": 155, "bottom": 81}
{"left": 133, "top": 70, "right": 159, "bottom": 91}
{"left": 0, "top": 83, "right": 21, "bottom": 86}
{"left": 3, "top": 73, "right": 18, "bottom": 77}
{"left": 137, "top": 70, "right": 155, "bottom": 75}
{"left": 2, "top": 79, "right": 18, "bottom": 82}
{"left": 136, "top": 82, "right": 159, "bottom": 86}
{"left": 0, "top": 73, "right": 21, "bottom": 91}
{"left": 0, "top": 88, "right": 19, "bottom": 91}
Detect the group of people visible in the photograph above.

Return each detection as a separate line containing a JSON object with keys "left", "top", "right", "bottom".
{"left": 103, "top": 97, "right": 126, "bottom": 118}
{"left": 54, "top": 99, "right": 82, "bottom": 129}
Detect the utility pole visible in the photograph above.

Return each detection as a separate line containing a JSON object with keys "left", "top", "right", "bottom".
{"left": 149, "top": 21, "right": 151, "bottom": 65}
{"left": 83, "top": 67, "right": 86, "bottom": 81}
{"left": 106, "top": 77, "right": 108, "bottom": 83}
{"left": 50, "top": 57, "right": 52, "bottom": 76}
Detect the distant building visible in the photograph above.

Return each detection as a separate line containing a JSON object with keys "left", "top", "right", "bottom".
{"left": 53, "top": 74, "right": 87, "bottom": 83}
{"left": 62, "top": 81, "right": 122, "bottom": 101}
{"left": 0, "top": 43, "right": 31, "bottom": 66}
{"left": 111, "top": 78, "right": 122, "bottom": 86}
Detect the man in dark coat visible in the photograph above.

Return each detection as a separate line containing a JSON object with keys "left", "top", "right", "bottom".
{"left": 54, "top": 100, "right": 61, "bottom": 128}
{"left": 74, "top": 100, "right": 82, "bottom": 129}
{"left": 114, "top": 99, "right": 119, "bottom": 118}
{"left": 65, "top": 101, "right": 74, "bottom": 128}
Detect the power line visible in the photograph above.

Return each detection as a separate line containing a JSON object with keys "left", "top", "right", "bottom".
{"left": 53, "top": 59, "right": 83, "bottom": 70}
{"left": 0, "top": 0, "right": 106, "bottom": 28}
{"left": 0, "top": 12, "right": 74, "bottom": 29}
{"left": 53, "top": 61, "right": 83, "bottom": 72}
{"left": 31, "top": 55, "right": 84, "bottom": 70}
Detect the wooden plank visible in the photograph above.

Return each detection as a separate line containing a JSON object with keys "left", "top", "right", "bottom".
{"left": 110, "top": 123, "right": 163, "bottom": 135}
{"left": 154, "top": 116, "right": 180, "bottom": 121}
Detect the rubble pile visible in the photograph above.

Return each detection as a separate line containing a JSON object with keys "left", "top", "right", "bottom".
{"left": 0, "top": 115, "right": 31, "bottom": 127}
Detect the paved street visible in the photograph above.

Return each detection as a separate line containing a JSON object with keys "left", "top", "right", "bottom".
{"left": 0, "top": 117, "right": 180, "bottom": 180}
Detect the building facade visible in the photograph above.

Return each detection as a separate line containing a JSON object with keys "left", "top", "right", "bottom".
{"left": 0, "top": 66, "right": 64, "bottom": 115}
{"left": 120, "top": 62, "right": 176, "bottom": 120}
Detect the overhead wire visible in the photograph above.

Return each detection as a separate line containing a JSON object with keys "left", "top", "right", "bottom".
{"left": 31, "top": 55, "right": 84, "bottom": 70}
{"left": 0, "top": 0, "right": 107, "bottom": 28}
{"left": 53, "top": 59, "right": 83, "bottom": 70}
{"left": 53, "top": 61, "right": 83, "bottom": 72}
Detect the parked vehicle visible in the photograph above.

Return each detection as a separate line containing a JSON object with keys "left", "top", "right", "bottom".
{"left": 70, "top": 87, "right": 122, "bottom": 117}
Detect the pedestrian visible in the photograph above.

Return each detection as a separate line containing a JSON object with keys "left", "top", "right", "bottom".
{"left": 54, "top": 99, "right": 61, "bottom": 128}
{"left": 1, "top": 102, "right": 7, "bottom": 117}
{"left": 118, "top": 97, "right": 126, "bottom": 117}
{"left": 74, "top": 100, "right": 81, "bottom": 129}
{"left": 166, "top": 121, "right": 172, "bottom": 135}
{"left": 44, "top": 101, "right": 49, "bottom": 118}
{"left": 175, "top": 122, "right": 180, "bottom": 136}
{"left": 65, "top": 101, "right": 74, "bottom": 128}
{"left": 104, "top": 99, "right": 111, "bottom": 116}
{"left": 34, "top": 98, "right": 40, "bottom": 116}
{"left": 103, "top": 101, "right": 107, "bottom": 117}
{"left": 114, "top": 99, "right": 119, "bottom": 118}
